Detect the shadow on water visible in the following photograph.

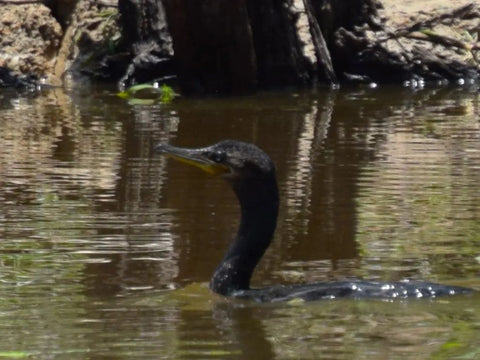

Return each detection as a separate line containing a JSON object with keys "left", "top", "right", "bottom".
{"left": 0, "top": 84, "right": 479, "bottom": 359}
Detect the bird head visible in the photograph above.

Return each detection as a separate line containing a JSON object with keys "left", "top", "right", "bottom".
{"left": 153, "top": 140, "right": 275, "bottom": 181}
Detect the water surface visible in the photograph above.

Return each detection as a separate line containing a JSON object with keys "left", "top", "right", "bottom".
{"left": 0, "top": 85, "right": 479, "bottom": 359}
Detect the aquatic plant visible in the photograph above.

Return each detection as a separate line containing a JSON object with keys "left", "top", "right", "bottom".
{"left": 117, "top": 83, "right": 178, "bottom": 104}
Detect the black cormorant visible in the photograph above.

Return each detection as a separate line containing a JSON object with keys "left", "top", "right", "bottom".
{"left": 154, "top": 140, "right": 473, "bottom": 302}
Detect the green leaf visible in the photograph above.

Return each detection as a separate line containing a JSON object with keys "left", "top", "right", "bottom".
{"left": 117, "top": 83, "right": 178, "bottom": 104}
{"left": 0, "top": 351, "right": 31, "bottom": 358}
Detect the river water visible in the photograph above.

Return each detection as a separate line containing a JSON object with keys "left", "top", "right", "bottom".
{"left": 0, "top": 85, "right": 479, "bottom": 359}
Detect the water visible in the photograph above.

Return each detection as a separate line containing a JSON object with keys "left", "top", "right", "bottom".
{"left": 0, "top": 85, "right": 479, "bottom": 359}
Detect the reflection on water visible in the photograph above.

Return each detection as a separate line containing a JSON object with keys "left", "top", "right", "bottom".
{"left": 0, "top": 85, "right": 479, "bottom": 359}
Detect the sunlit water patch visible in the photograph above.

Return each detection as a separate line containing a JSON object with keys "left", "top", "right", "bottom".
{"left": 356, "top": 89, "right": 480, "bottom": 285}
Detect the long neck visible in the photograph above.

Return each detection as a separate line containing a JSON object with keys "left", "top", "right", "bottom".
{"left": 210, "top": 174, "right": 279, "bottom": 296}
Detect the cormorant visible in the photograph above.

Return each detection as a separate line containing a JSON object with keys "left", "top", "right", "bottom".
{"left": 154, "top": 140, "right": 473, "bottom": 302}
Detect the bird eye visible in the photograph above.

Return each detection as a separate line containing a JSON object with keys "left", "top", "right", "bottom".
{"left": 210, "top": 150, "right": 225, "bottom": 163}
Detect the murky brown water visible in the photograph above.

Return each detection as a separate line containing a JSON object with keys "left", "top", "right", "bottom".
{"left": 0, "top": 85, "right": 479, "bottom": 359}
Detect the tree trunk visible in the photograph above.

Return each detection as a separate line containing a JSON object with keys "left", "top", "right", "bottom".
{"left": 163, "top": 0, "right": 257, "bottom": 95}
{"left": 116, "top": 0, "right": 480, "bottom": 94}
{"left": 118, "top": 0, "right": 175, "bottom": 87}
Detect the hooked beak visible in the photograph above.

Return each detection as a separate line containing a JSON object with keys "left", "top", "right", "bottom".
{"left": 153, "top": 143, "right": 229, "bottom": 176}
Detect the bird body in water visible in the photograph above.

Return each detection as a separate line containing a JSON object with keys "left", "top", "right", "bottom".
{"left": 154, "top": 140, "right": 473, "bottom": 302}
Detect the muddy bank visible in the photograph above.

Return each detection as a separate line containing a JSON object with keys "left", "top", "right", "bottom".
{"left": 345, "top": 0, "right": 480, "bottom": 85}
{"left": 0, "top": 0, "right": 479, "bottom": 94}
{"left": 0, "top": 0, "right": 120, "bottom": 87}
{"left": 0, "top": 2, "right": 62, "bottom": 86}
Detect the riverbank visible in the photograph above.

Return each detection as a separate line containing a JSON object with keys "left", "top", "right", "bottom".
{"left": 0, "top": 0, "right": 478, "bottom": 92}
